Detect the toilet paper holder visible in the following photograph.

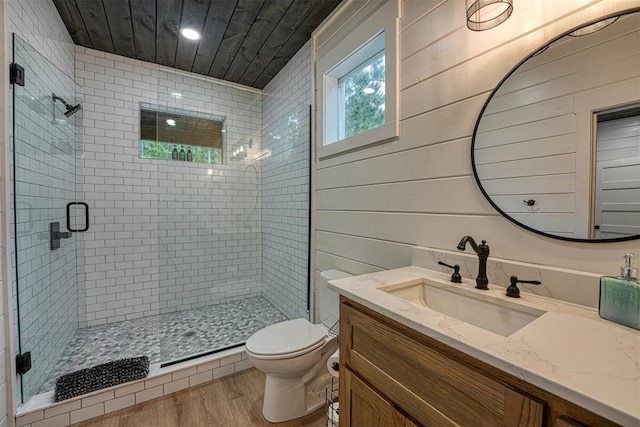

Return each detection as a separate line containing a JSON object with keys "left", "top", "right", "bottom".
{"left": 326, "top": 376, "right": 339, "bottom": 426}
{"left": 327, "top": 321, "right": 340, "bottom": 378}
{"left": 326, "top": 320, "right": 340, "bottom": 426}
{"left": 327, "top": 349, "right": 340, "bottom": 377}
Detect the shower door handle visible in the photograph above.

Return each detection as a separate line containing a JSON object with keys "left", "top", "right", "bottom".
{"left": 67, "top": 202, "right": 89, "bottom": 232}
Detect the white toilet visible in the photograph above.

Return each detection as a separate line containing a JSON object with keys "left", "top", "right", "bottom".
{"left": 245, "top": 270, "right": 351, "bottom": 423}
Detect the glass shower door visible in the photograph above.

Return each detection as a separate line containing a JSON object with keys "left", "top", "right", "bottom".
{"left": 12, "top": 34, "right": 85, "bottom": 402}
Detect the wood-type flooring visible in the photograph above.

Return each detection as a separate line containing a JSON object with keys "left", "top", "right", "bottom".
{"left": 72, "top": 369, "right": 326, "bottom": 427}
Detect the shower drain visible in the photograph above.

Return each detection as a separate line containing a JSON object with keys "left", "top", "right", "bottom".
{"left": 183, "top": 331, "right": 196, "bottom": 337}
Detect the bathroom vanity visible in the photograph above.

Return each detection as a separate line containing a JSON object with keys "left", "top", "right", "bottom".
{"left": 330, "top": 266, "right": 640, "bottom": 427}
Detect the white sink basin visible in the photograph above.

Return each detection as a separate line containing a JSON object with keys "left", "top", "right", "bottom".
{"left": 381, "top": 279, "right": 546, "bottom": 337}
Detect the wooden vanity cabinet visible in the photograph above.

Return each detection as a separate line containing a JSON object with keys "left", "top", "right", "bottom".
{"left": 339, "top": 297, "right": 619, "bottom": 427}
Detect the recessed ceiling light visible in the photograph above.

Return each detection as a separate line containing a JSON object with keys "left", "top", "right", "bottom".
{"left": 166, "top": 119, "right": 176, "bottom": 126}
{"left": 180, "top": 28, "right": 200, "bottom": 40}
{"left": 170, "top": 92, "right": 182, "bottom": 98}
{"left": 363, "top": 87, "right": 375, "bottom": 94}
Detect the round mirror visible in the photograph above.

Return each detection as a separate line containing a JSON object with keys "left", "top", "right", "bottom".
{"left": 472, "top": 9, "right": 640, "bottom": 242}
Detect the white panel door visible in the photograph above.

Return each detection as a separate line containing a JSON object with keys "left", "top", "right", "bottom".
{"left": 593, "top": 157, "right": 640, "bottom": 238}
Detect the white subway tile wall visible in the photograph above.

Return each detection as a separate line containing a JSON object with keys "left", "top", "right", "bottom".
{"left": 6, "top": 0, "right": 78, "bottom": 411}
{"left": 261, "top": 41, "right": 312, "bottom": 320}
{"left": 75, "top": 47, "right": 264, "bottom": 326}
{"left": 6, "top": 0, "right": 75, "bottom": 76}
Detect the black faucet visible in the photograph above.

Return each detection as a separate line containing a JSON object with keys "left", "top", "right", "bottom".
{"left": 456, "top": 236, "right": 490, "bottom": 290}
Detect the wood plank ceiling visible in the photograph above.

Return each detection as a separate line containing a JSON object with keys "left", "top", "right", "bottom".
{"left": 53, "top": 0, "right": 341, "bottom": 89}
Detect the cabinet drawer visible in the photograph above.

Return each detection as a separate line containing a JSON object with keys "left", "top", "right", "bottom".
{"left": 341, "top": 303, "right": 506, "bottom": 426}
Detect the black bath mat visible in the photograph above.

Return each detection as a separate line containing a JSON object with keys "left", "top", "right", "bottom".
{"left": 54, "top": 356, "right": 150, "bottom": 402}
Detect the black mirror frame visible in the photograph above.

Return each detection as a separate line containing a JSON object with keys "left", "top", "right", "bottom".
{"left": 470, "top": 7, "right": 640, "bottom": 243}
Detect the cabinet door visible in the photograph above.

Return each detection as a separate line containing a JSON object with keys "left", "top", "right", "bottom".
{"left": 342, "top": 368, "right": 406, "bottom": 427}
{"left": 503, "top": 387, "right": 544, "bottom": 427}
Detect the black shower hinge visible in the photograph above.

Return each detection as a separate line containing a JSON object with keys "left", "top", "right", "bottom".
{"left": 10, "top": 63, "right": 25, "bottom": 86}
{"left": 16, "top": 351, "right": 31, "bottom": 375}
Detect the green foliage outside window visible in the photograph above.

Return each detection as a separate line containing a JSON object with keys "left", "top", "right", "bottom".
{"left": 141, "top": 141, "right": 222, "bottom": 164}
{"left": 342, "top": 54, "right": 385, "bottom": 139}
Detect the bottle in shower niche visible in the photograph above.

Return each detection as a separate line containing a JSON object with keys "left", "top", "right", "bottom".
{"left": 172, "top": 146, "right": 178, "bottom": 160}
{"left": 179, "top": 147, "right": 186, "bottom": 161}
{"left": 187, "top": 147, "right": 193, "bottom": 162}
{"left": 599, "top": 253, "right": 640, "bottom": 330}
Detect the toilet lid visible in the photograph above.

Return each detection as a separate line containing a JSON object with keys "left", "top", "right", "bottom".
{"left": 246, "top": 319, "right": 326, "bottom": 356}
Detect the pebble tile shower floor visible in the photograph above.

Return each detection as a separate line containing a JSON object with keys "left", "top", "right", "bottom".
{"left": 39, "top": 296, "right": 287, "bottom": 393}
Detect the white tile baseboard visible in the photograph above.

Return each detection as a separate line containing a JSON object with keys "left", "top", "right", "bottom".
{"left": 16, "top": 347, "right": 253, "bottom": 427}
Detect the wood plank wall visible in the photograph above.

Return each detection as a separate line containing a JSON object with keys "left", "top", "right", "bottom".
{"left": 313, "top": 0, "right": 640, "bottom": 281}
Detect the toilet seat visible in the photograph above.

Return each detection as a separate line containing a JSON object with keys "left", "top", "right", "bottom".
{"left": 246, "top": 318, "right": 326, "bottom": 359}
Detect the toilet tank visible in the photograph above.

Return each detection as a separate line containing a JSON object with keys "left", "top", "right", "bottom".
{"left": 318, "top": 270, "right": 352, "bottom": 327}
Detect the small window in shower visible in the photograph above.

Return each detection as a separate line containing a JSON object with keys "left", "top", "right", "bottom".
{"left": 139, "top": 103, "right": 226, "bottom": 164}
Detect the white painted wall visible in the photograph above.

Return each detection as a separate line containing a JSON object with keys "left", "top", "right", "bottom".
{"left": 314, "top": 0, "right": 640, "bottom": 287}
{"left": 261, "top": 40, "right": 312, "bottom": 320}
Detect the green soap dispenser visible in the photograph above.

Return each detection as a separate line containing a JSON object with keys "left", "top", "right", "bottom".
{"left": 599, "top": 253, "right": 640, "bottom": 329}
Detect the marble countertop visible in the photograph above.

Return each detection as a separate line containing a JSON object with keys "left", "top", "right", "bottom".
{"left": 328, "top": 266, "right": 640, "bottom": 426}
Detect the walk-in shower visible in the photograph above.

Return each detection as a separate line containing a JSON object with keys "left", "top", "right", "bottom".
{"left": 11, "top": 34, "right": 311, "bottom": 404}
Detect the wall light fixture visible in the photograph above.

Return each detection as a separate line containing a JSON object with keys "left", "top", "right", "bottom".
{"left": 466, "top": 0, "right": 513, "bottom": 31}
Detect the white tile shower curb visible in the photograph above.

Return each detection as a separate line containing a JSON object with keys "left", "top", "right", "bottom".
{"left": 16, "top": 347, "right": 253, "bottom": 426}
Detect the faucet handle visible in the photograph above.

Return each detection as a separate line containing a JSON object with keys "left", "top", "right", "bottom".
{"left": 479, "top": 240, "right": 489, "bottom": 256}
{"left": 506, "top": 276, "right": 542, "bottom": 298}
{"left": 438, "top": 261, "right": 462, "bottom": 283}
